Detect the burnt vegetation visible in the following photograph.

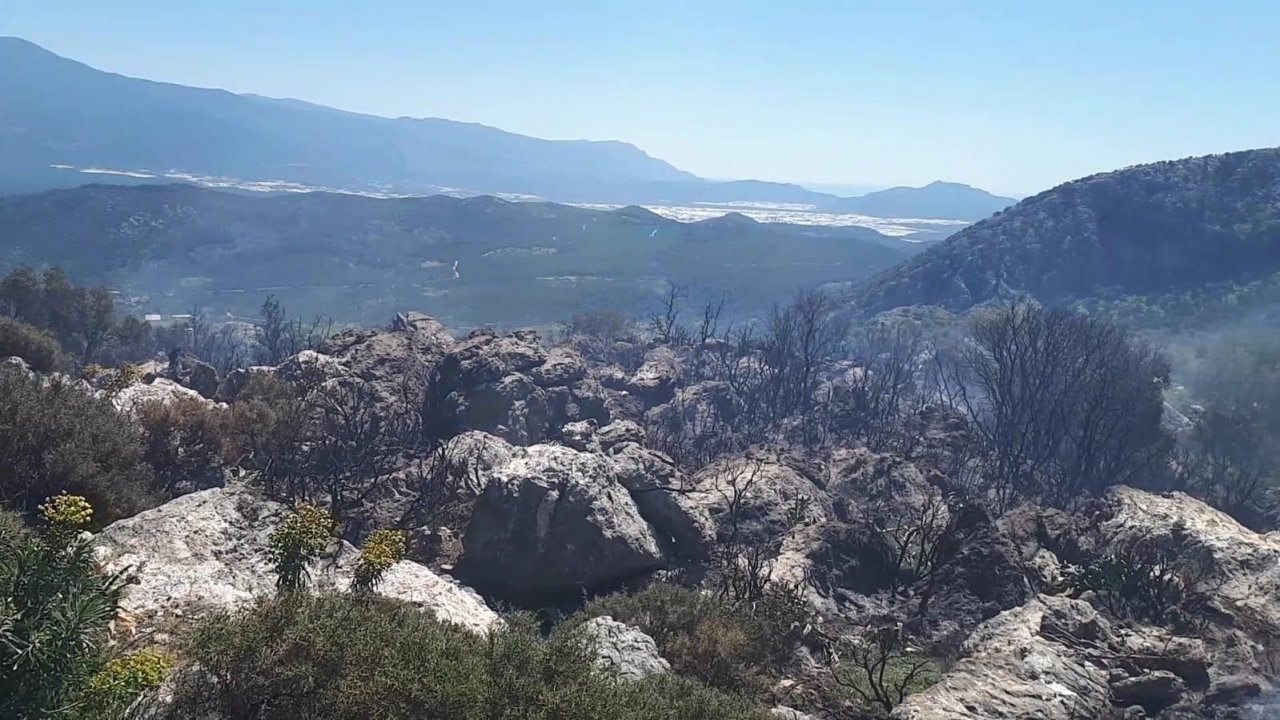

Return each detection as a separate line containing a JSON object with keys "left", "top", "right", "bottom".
{"left": 3, "top": 265, "right": 1277, "bottom": 719}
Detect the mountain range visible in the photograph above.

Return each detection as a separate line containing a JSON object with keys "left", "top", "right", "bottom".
{"left": 846, "top": 147, "right": 1280, "bottom": 328}
{"left": 0, "top": 37, "right": 1014, "bottom": 220}
{"left": 0, "top": 183, "right": 912, "bottom": 328}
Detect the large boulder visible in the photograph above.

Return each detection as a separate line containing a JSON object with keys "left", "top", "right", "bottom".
{"left": 1076, "top": 487, "right": 1280, "bottom": 692}
{"left": 579, "top": 615, "right": 671, "bottom": 681}
{"left": 435, "top": 330, "right": 547, "bottom": 388}
{"left": 274, "top": 349, "right": 349, "bottom": 385}
{"left": 94, "top": 485, "right": 499, "bottom": 636}
{"left": 429, "top": 330, "right": 554, "bottom": 444}
{"left": 530, "top": 347, "right": 588, "bottom": 387}
{"left": 626, "top": 346, "right": 683, "bottom": 405}
{"left": 166, "top": 354, "right": 220, "bottom": 399}
{"left": 607, "top": 442, "right": 716, "bottom": 560}
{"left": 459, "top": 444, "right": 664, "bottom": 599}
{"left": 318, "top": 311, "right": 455, "bottom": 404}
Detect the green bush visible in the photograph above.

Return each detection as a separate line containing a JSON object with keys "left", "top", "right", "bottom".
{"left": 0, "top": 316, "right": 64, "bottom": 372}
{"left": 0, "top": 498, "right": 132, "bottom": 719}
{"left": 581, "top": 583, "right": 806, "bottom": 695}
{"left": 0, "top": 366, "right": 158, "bottom": 522}
{"left": 74, "top": 650, "right": 171, "bottom": 720}
{"left": 267, "top": 504, "right": 335, "bottom": 593}
{"left": 163, "top": 594, "right": 769, "bottom": 720}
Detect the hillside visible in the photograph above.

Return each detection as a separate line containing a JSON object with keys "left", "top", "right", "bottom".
{"left": 847, "top": 148, "right": 1280, "bottom": 319}
{"left": 0, "top": 184, "right": 909, "bottom": 327}
{"left": 824, "top": 181, "right": 1016, "bottom": 221}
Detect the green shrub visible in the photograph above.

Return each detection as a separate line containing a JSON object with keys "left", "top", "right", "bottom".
{"left": 0, "top": 496, "right": 132, "bottom": 719}
{"left": 351, "top": 529, "right": 407, "bottom": 592}
{"left": 268, "top": 504, "right": 335, "bottom": 593}
{"left": 74, "top": 650, "right": 171, "bottom": 719}
{"left": 163, "top": 594, "right": 769, "bottom": 720}
{"left": 0, "top": 316, "right": 64, "bottom": 372}
{"left": 0, "top": 365, "right": 158, "bottom": 522}
{"left": 581, "top": 583, "right": 805, "bottom": 695}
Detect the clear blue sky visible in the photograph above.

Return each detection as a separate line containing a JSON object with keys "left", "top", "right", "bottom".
{"left": 5, "top": 1, "right": 1278, "bottom": 196}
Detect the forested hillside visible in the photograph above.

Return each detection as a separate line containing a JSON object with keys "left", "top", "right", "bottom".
{"left": 0, "top": 184, "right": 908, "bottom": 327}
{"left": 847, "top": 148, "right": 1280, "bottom": 324}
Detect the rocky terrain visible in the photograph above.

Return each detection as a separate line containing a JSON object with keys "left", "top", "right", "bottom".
{"left": 32, "top": 305, "right": 1277, "bottom": 719}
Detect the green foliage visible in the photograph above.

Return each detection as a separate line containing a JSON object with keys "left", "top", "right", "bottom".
{"left": 0, "top": 364, "right": 157, "bottom": 522}
{"left": 582, "top": 583, "right": 805, "bottom": 695}
{"left": 163, "top": 593, "right": 769, "bottom": 720}
{"left": 351, "top": 529, "right": 407, "bottom": 592}
{"left": 0, "top": 496, "right": 131, "bottom": 719}
{"left": 0, "top": 266, "right": 143, "bottom": 364}
{"left": 0, "top": 316, "right": 64, "bottom": 372}
{"left": 268, "top": 504, "right": 335, "bottom": 593}
{"left": 75, "top": 650, "right": 171, "bottom": 719}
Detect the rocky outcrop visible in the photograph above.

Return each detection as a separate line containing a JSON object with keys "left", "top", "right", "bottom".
{"left": 95, "top": 485, "right": 499, "bottom": 635}
{"left": 112, "top": 377, "right": 217, "bottom": 416}
{"left": 312, "top": 311, "right": 454, "bottom": 410}
{"left": 896, "top": 488, "right": 1280, "bottom": 718}
{"left": 579, "top": 615, "right": 671, "bottom": 681}
{"left": 597, "top": 419, "right": 646, "bottom": 449}
{"left": 165, "top": 354, "right": 219, "bottom": 398}
{"left": 459, "top": 444, "right": 665, "bottom": 599}
{"left": 626, "top": 346, "right": 683, "bottom": 404}
{"left": 690, "top": 454, "right": 831, "bottom": 545}
{"left": 274, "top": 349, "right": 349, "bottom": 385}
{"left": 891, "top": 596, "right": 1113, "bottom": 720}
{"left": 530, "top": 347, "right": 588, "bottom": 387}
{"left": 429, "top": 330, "right": 552, "bottom": 444}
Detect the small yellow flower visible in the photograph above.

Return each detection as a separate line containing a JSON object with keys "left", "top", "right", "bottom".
{"left": 353, "top": 529, "right": 407, "bottom": 591}
{"left": 38, "top": 494, "right": 93, "bottom": 529}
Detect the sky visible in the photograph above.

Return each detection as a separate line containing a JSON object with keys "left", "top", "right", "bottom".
{"left": 4, "top": 1, "right": 1279, "bottom": 197}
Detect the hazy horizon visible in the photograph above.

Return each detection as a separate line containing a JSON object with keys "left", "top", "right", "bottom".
{"left": 5, "top": 1, "right": 1280, "bottom": 197}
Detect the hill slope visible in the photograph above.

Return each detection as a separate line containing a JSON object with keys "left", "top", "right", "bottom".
{"left": 0, "top": 37, "right": 695, "bottom": 201}
{"left": 0, "top": 184, "right": 909, "bottom": 328}
{"left": 847, "top": 148, "right": 1280, "bottom": 319}
{"left": 823, "top": 181, "right": 1016, "bottom": 221}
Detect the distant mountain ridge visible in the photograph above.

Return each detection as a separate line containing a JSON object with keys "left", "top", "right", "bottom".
{"left": 846, "top": 147, "right": 1280, "bottom": 322}
{"left": 0, "top": 37, "right": 693, "bottom": 200}
{"left": 0, "top": 37, "right": 1005, "bottom": 220}
{"left": 0, "top": 183, "right": 911, "bottom": 328}
{"left": 824, "top": 181, "right": 1016, "bottom": 221}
